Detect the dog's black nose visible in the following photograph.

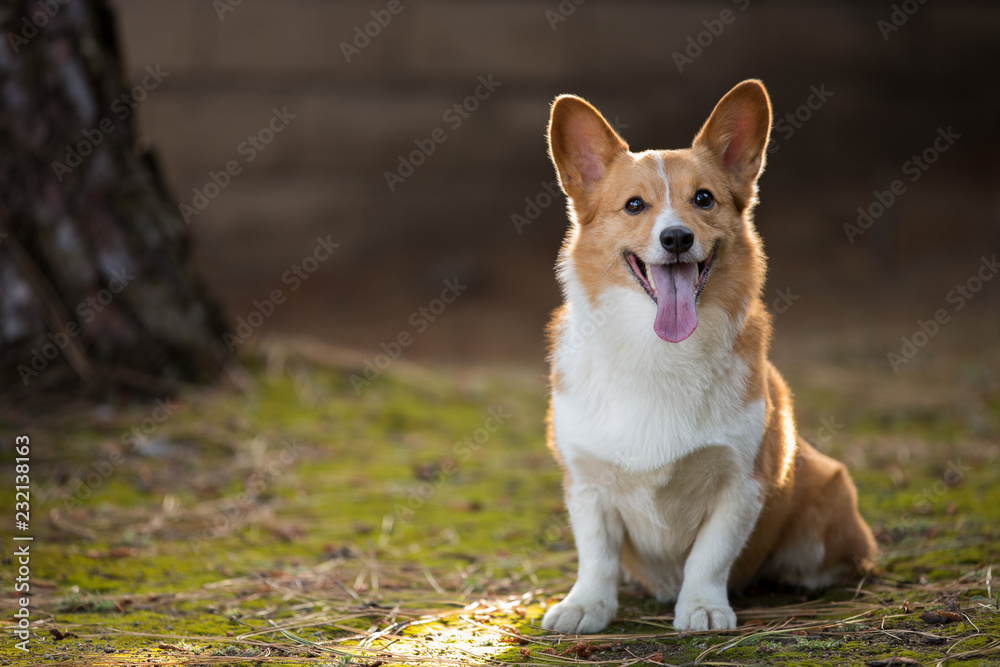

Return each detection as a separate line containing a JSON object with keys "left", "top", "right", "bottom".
{"left": 660, "top": 226, "right": 694, "bottom": 255}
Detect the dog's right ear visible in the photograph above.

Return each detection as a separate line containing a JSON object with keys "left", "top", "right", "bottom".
{"left": 692, "top": 80, "right": 772, "bottom": 189}
{"left": 547, "top": 95, "right": 629, "bottom": 201}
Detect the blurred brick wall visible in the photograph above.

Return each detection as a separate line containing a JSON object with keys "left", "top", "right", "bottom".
{"left": 107, "top": 1, "right": 1000, "bottom": 358}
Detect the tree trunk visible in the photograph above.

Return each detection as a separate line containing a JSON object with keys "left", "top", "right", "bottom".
{"left": 0, "top": 0, "right": 228, "bottom": 405}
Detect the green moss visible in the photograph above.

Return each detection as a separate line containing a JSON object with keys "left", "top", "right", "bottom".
{"left": 2, "top": 349, "right": 998, "bottom": 665}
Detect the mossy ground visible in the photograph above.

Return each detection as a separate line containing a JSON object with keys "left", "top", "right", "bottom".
{"left": 1, "top": 341, "right": 998, "bottom": 666}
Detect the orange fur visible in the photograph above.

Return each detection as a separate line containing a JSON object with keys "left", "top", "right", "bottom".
{"left": 545, "top": 80, "right": 875, "bottom": 616}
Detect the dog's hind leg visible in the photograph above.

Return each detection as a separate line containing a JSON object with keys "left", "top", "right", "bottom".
{"left": 760, "top": 439, "right": 877, "bottom": 588}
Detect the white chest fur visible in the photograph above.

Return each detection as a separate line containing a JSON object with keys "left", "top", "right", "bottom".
{"left": 551, "top": 283, "right": 764, "bottom": 475}
{"left": 550, "top": 281, "right": 767, "bottom": 599}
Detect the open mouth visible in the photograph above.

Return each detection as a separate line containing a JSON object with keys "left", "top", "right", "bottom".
{"left": 624, "top": 244, "right": 717, "bottom": 343}
{"left": 625, "top": 245, "right": 716, "bottom": 304}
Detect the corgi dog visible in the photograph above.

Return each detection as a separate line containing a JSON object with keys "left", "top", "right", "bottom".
{"left": 541, "top": 80, "right": 876, "bottom": 634}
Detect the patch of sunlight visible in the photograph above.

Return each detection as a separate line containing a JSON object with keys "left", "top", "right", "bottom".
{"left": 335, "top": 592, "right": 545, "bottom": 665}
{"left": 86, "top": 647, "right": 188, "bottom": 666}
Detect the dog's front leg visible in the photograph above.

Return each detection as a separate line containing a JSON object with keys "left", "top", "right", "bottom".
{"left": 674, "top": 477, "right": 762, "bottom": 631}
{"left": 541, "top": 478, "right": 623, "bottom": 634}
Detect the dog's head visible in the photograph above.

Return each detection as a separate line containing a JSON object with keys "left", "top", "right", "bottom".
{"left": 548, "top": 80, "right": 772, "bottom": 343}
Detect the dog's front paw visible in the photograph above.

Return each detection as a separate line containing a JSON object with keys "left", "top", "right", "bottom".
{"left": 541, "top": 598, "right": 615, "bottom": 634}
{"left": 673, "top": 599, "right": 737, "bottom": 631}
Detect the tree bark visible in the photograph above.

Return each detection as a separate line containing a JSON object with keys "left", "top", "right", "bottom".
{"left": 0, "top": 0, "right": 228, "bottom": 404}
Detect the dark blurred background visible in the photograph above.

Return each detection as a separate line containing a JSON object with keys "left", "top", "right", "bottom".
{"left": 114, "top": 0, "right": 1000, "bottom": 369}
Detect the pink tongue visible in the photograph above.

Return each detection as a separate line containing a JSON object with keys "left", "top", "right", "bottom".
{"left": 650, "top": 263, "right": 699, "bottom": 343}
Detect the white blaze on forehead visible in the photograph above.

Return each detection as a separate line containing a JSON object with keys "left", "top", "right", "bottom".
{"left": 650, "top": 156, "right": 684, "bottom": 256}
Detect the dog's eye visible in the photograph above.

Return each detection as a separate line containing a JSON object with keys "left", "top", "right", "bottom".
{"left": 624, "top": 197, "right": 646, "bottom": 214}
{"left": 693, "top": 190, "right": 715, "bottom": 209}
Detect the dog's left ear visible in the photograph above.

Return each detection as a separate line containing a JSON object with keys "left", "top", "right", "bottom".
{"left": 693, "top": 80, "right": 772, "bottom": 187}
{"left": 548, "top": 95, "right": 629, "bottom": 202}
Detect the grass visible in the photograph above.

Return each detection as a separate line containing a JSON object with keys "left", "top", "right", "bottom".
{"left": 1, "top": 339, "right": 998, "bottom": 666}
